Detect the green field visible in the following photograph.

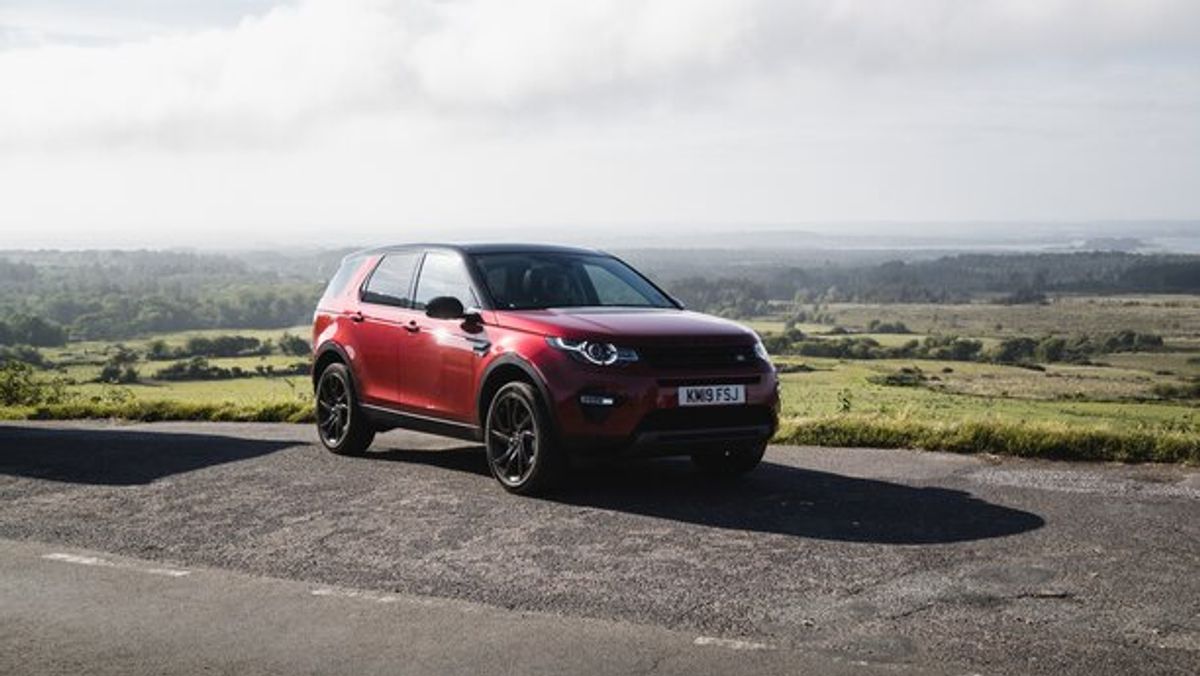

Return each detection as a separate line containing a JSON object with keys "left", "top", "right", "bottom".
{"left": 4, "top": 298, "right": 1199, "bottom": 463}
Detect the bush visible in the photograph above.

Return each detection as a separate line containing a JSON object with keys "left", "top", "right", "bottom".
{"left": 0, "top": 362, "right": 41, "bottom": 406}
{"left": 760, "top": 333, "right": 793, "bottom": 355}
{"left": 146, "top": 339, "right": 177, "bottom": 360}
{"left": 277, "top": 333, "right": 311, "bottom": 356}
{"left": 0, "top": 345, "right": 51, "bottom": 368}
{"left": 868, "top": 367, "right": 928, "bottom": 387}
{"left": 98, "top": 363, "right": 139, "bottom": 384}
{"left": 988, "top": 337, "right": 1039, "bottom": 364}
{"left": 184, "top": 335, "right": 268, "bottom": 358}
{"left": 1153, "top": 379, "right": 1200, "bottom": 400}
{"left": 919, "top": 336, "right": 983, "bottom": 361}
{"left": 0, "top": 361, "right": 70, "bottom": 406}
{"left": 155, "top": 357, "right": 236, "bottom": 381}
{"left": 867, "top": 319, "right": 911, "bottom": 334}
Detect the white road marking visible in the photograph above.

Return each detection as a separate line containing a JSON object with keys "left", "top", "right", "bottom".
{"left": 970, "top": 468, "right": 1200, "bottom": 499}
{"left": 42, "top": 552, "right": 190, "bottom": 577}
{"left": 309, "top": 587, "right": 483, "bottom": 613}
{"left": 693, "top": 636, "right": 775, "bottom": 651}
{"left": 311, "top": 587, "right": 400, "bottom": 604}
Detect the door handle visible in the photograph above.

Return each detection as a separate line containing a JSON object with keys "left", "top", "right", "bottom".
{"left": 349, "top": 311, "right": 364, "bottom": 323}
{"left": 404, "top": 320, "right": 420, "bottom": 333}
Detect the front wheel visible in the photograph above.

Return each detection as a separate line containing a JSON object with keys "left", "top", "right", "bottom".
{"left": 315, "top": 363, "right": 375, "bottom": 456}
{"left": 691, "top": 442, "right": 766, "bottom": 477}
{"left": 485, "top": 382, "right": 562, "bottom": 495}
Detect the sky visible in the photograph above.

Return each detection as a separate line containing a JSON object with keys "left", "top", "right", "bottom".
{"left": 1, "top": 0, "right": 1198, "bottom": 248}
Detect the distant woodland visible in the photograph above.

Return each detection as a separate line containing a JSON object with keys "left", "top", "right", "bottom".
{"left": 1, "top": 248, "right": 1199, "bottom": 341}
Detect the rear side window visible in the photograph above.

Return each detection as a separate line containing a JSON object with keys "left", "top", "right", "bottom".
{"left": 361, "top": 252, "right": 421, "bottom": 307}
{"left": 414, "top": 252, "right": 478, "bottom": 310}
{"left": 319, "top": 255, "right": 366, "bottom": 303}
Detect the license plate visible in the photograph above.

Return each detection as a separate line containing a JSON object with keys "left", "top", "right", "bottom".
{"left": 678, "top": 384, "right": 746, "bottom": 407}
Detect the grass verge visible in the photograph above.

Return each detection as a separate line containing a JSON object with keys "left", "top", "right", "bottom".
{"left": 2, "top": 401, "right": 1196, "bottom": 465}
{"left": 776, "top": 415, "right": 1199, "bottom": 464}
{"left": 1, "top": 400, "right": 313, "bottom": 424}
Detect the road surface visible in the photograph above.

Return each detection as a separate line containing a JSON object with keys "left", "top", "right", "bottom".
{"left": 1, "top": 421, "right": 1197, "bottom": 675}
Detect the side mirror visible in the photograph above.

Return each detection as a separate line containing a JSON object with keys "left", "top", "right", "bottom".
{"left": 425, "top": 296, "right": 465, "bottom": 320}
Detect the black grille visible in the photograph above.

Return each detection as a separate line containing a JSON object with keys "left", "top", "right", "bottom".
{"left": 638, "top": 405, "right": 774, "bottom": 433}
{"left": 639, "top": 344, "right": 758, "bottom": 370}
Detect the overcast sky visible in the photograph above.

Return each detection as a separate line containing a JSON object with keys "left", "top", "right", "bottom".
{"left": 1, "top": 0, "right": 1198, "bottom": 248}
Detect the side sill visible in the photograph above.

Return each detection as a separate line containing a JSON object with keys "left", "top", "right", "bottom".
{"left": 361, "top": 404, "right": 483, "bottom": 443}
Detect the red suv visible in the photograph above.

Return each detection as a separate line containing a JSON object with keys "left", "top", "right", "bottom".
{"left": 312, "top": 244, "right": 779, "bottom": 494}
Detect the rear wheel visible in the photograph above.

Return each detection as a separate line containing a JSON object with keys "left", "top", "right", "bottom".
{"left": 315, "top": 362, "right": 374, "bottom": 456}
{"left": 691, "top": 442, "right": 766, "bottom": 477}
{"left": 485, "top": 382, "right": 562, "bottom": 495}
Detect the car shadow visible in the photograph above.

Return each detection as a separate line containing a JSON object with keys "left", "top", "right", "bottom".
{"left": 0, "top": 425, "right": 299, "bottom": 486}
{"left": 365, "top": 446, "right": 1046, "bottom": 545}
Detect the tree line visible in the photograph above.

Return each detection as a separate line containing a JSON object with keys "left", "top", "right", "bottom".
{"left": 761, "top": 330, "right": 1165, "bottom": 366}
{"left": 0, "top": 249, "right": 340, "bottom": 341}
{"left": 3, "top": 249, "right": 1199, "bottom": 339}
{"left": 664, "top": 252, "right": 1200, "bottom": 313}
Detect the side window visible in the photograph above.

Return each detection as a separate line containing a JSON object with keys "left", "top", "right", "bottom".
{"left": 361, "top": 252, "right": 421, "bottom": 307}
{"left": 414, "top": 252, "right": 477, "bottom": 310}
{"left": 319, "top": 255, "right": 365, "bottom": 303}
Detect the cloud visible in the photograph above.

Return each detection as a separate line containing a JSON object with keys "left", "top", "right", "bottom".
{"left": 0, "top": 0, "right": 1197, "bottom": 149}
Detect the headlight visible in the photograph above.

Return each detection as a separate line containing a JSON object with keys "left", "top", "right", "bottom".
{"left": 547, "top": 337, "right": 638, "bottom": 366}
{"left": 753, "top": 338, "right": 772, "bottom": 363}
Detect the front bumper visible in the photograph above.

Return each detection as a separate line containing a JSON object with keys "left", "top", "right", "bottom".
{"left": 541, "top": 355, "right": 780, "bottom": 457}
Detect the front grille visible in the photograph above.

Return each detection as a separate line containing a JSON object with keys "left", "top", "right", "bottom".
{"left": 637, "top": 405, "right": 774, "bottom": 433}
{"left": 638, "top": 344, "right": 759, "bottom": 370}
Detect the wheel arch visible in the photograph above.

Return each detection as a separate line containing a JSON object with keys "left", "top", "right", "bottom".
{"left": 477, "top": 354, "right": 556, "bottom": 432}
{"left": 312, "top": 342, "right": 353, "bottom": 390}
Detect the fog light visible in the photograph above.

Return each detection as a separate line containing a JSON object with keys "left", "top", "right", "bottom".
{"left": 579, "top": 394, "right": 616, "bottom": 406}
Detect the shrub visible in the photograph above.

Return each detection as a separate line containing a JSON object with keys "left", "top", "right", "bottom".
{"left": 760, "top": 334, "right": 793, "bottom": 355}
{"left": 183, "top": 335, "right": 268, "bottom": 358}
{"left": 98, "top": 363, "right": 139, "bottom": 384}
{"left": 277, "top": 333, "right": 311, "bottom": 356}
{"left": 0, "top": 345, "right": 51, "bottom": 368}
{"left": 0, "top": 361, "right": 70, "bottom": 406}
{"left": 0, "top": 362, "right": 41, "bottom": 406}
{"left": 146, "top": 339, "right": 177, "bottom": 360}
{"left": 867, "top": 319, "right": 911, "bottom": 334}
{"left": 988, "top": 337, "right": 1039, "bottom": 364}
{"left": 920, "top": 336, "right": 983, "bottom": 361}
{"left": 868, "top": 367, "right": 927, "bottom": 387}
{"left": 155, "top": 357, "right": 235, "bottom": 381}
{"left": 1153, "top": 379, "right": 1200, "bottom": 400}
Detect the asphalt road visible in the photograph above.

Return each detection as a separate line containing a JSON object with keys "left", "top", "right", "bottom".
{"left": 1, "top": 421, "right": 1197, "bottom": 675}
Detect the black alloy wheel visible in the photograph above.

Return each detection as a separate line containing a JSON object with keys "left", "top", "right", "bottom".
{"left": 316, "top": 362, "right": 374, "bottom": 455}
{"left": 485, "top": 382, "right": 560, "bottom": 494}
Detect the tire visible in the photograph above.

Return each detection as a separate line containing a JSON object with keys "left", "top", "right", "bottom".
{"left": 315, "top": 362, "right": 375, "bottom": 456}
{"left": 484, "top": 381, "right": 562, "bottom": 495}
{"left": 691, "top": 442, "right": 766, "bottom": 477}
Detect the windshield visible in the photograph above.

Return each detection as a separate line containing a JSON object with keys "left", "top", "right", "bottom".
{"left": 470, "top": 252, "right": 676, "bottom": 310}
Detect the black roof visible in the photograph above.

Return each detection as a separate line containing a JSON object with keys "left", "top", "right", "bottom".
{"left": 355, "top": 242, "right": 606, "bottom": 257}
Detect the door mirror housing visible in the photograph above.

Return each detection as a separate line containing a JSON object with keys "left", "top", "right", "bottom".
{"left": 425, "top": 296, "right": 465, "bottom": 320}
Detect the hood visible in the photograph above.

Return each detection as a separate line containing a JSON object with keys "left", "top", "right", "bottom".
{"left": 494, "top": 307, "right": 756, "bottom": 345}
